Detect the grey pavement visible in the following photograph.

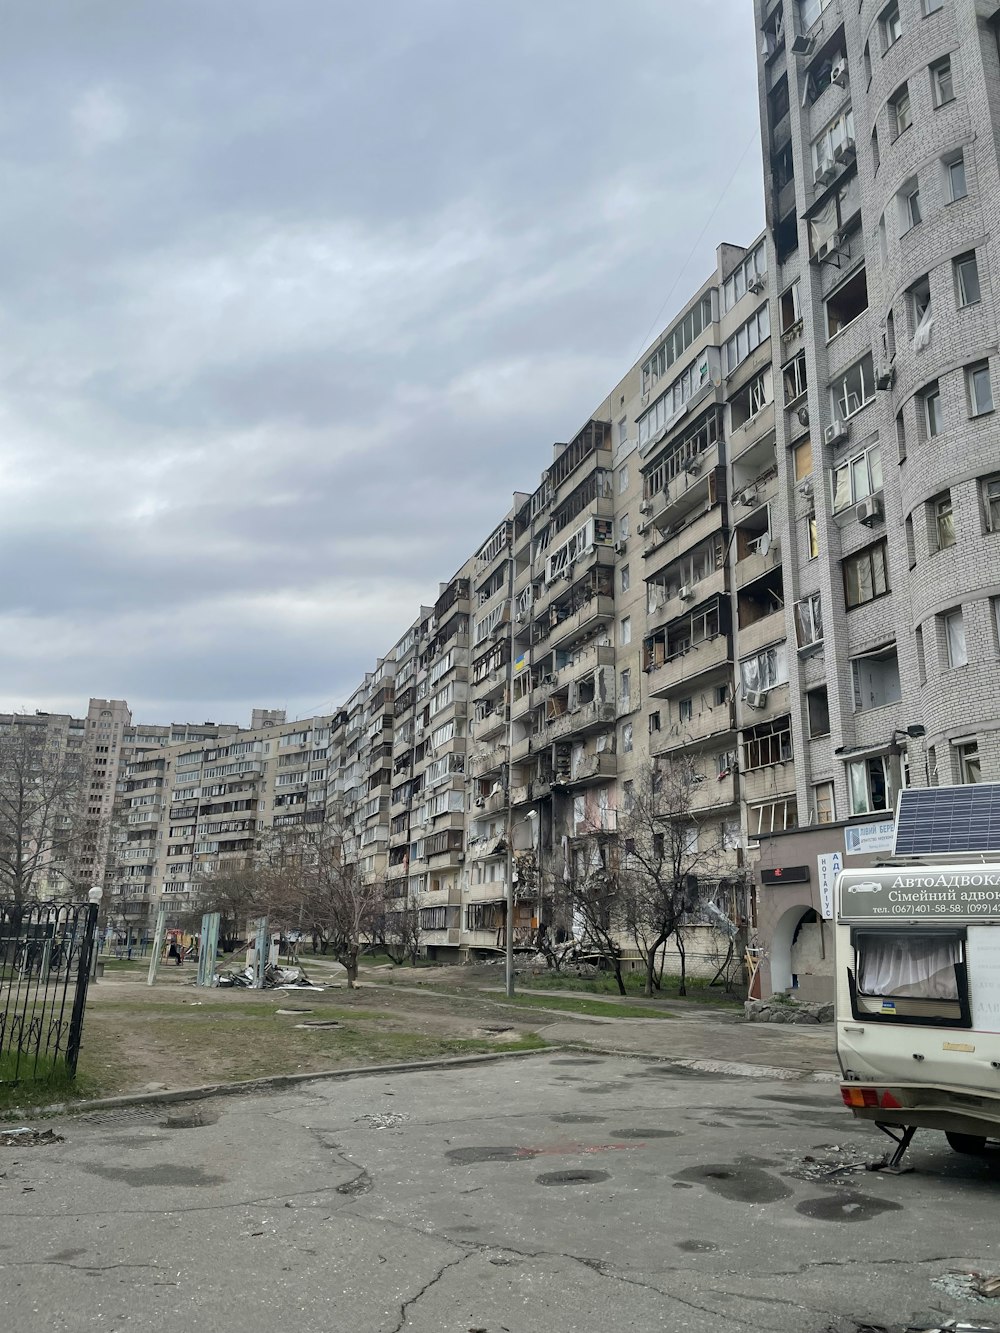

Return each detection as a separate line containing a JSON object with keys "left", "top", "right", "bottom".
{"left": 2, "top": 1051, "right": 999, "bottom": 1333}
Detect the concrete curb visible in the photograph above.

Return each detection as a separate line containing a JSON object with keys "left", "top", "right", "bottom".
{"left": 545, "top": 1035, "right": 840, "bottom": 1083}
{"left": 0, "top": 1046, "right": 549, "bottom": 1123}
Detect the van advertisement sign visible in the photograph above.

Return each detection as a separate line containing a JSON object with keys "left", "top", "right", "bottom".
{"left": 839, "top": 867, "right": 1000, "bottom": 921}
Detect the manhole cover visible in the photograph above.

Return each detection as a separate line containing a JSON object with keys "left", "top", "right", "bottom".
{"left": 535, "top": 1169, "right": 610, "bottom": 1186}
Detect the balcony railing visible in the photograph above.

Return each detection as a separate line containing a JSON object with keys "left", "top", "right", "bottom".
{"left": 646, "top": 634, "right": 731, "bottom": 698}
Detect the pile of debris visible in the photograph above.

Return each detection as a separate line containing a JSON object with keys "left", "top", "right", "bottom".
{"left": 215, "top": 963, "right": 320, "bottom": 990}
{"left": 0, "top": 1127, "right": 63, "bottom": 1148}
{"left": 745, "top": 997, "right": 834, "bottom": 1024}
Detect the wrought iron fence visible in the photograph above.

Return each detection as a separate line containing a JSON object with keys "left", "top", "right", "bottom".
{"left": 0, "top": 901, "right": 98, "bottom": 1085}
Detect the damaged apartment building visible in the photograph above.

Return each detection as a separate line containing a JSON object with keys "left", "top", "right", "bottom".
{"left": 99, "top": 0, "right": 1000, "bottom": 1000}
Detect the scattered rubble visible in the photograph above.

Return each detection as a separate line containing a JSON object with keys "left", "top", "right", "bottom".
{"left": 788, "top": 1143, "right": 871, "bottom": 1181}
{"left": 0, "top": 1127, "right": 64, "bottom": 1148}
{"left": 744, "top": 997, "right": 834, "bottom": 1024}
{"left": 356, "top": 1112, "right": 409, "bottom": 1130}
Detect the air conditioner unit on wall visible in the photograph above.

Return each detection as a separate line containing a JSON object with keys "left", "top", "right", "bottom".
{"left": 825, "top": 419, "right": 849, "bottom": 447}
{"left": 747, "top": 273, "right": 766, "bottom": 295}
{"left": 744, "top": 690, "right": 769, "bottom": 710}
{"left": 678, "top": 585, "right": 694, "bottom": 602}
{"left": 639, "top": 499, "right": 652, "bottom": 514}
{"left": 831, "top": 57, "right": 849, "bottom": 86}
{"left": 876, "top": 365, "right": 896, "bottom": 391}
{"left": 855, "top": 494, "right": 884, "bottom": 526}
{"left": 791, "top": 33, "right": 814, "bottom": 55}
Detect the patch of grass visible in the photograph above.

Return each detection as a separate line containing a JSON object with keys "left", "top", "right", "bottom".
{"left": 496, "top": 994, "right": 674, "bottom": 1020}
{"left": 519, "top": 971, "right": 741, "bottom": 1006}
{"left": 0, "top": 1049, "right": 117, "bottom": 1116}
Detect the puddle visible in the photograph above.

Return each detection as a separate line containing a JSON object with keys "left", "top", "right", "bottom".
{"left": 82, "top": 1163, "right": 226, "bottom": 1188}
{"left": 446, "top": 1146, "right": 539, "bottom": 1164}
{"left": 160, "top": 1111, "right": 218, "bottom": 1130}
{"left": 610, "top": 1128, "right": 681, "bottom": 1139}
{"left": 676, "top": 1240, "right": 720, "bottom": 1253}
{"left": 576, "top": 1083, "right": 632, "bottom": 1095}
{"left": 672, "top": 1162, "right": 792, "bottom": 1203}
{"left": 549, "top": 1058, "right": 605, "bottom": 1067}
{"left": 535, "top": 1169, "right": 610, "bottom": 1186}
{"left": 795, "top": 1193, "right": 903, "bottom": 1223}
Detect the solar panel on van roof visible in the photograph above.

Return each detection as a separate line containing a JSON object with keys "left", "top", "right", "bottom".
{"left": 892, "top": 783, "right": 1000, "bottom": 857}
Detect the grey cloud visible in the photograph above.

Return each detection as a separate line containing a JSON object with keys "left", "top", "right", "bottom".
{"left": 0, "top": 0, "right": 762, "bottom": 721}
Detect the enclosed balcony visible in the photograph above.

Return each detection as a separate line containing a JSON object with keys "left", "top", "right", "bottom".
{"left": 645, "top": 633, "right": 731, "bottom": 699}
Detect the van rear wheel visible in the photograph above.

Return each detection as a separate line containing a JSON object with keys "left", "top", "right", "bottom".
{"left": 945, "top": 1132, "right": 988, "bottom": 1155}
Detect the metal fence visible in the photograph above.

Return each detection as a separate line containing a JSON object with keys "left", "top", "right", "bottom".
{"left": 0, "top": 901, "right": 98, "bottom": 1085}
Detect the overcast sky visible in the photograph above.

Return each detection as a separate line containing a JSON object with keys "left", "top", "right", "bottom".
{"left": 0, "top": 1, "right": 763, "bottom": 726}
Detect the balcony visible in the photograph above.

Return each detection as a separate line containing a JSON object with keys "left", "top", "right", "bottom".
{"left": 736, "top": 681, "right": 791, "bottom": 726}
{"left": 563, "top": 752, "right": 617, "bottom": 787}
{"left": 510, "top": 783, "right": 532, "bottom": 807}
{"left": 688, "top": 770, "right": 737, "bottom": 812}
{"left": 557, "top": 642, "right": 615, "bottom": 685}
{"left": 736, "top": 609, "right": 787, "bottom": 659}
{"left": 735, "top": 538, "right": 782, "bottom": 590}
{"left": 646, "top": 634, "right": 731, "bottom": 698}
{"left": 549, "top": 596, "right": 615, "bottom": 653}
{"left": 651, "top": 701, "right": 736, "bottom": 754}
{"left": 647, "top": 567, "right": 727, "bottom": 634}
{"left": 742, "top": 761, "right": 795, "bottom": 807}
{"left": 645, "top": 506, "right": 721, "bottom": 569}
{"left": 546, "top": 700, "right": 617, "bottom": 743}
{"left": 467, "top": 835, "right": 507, "bottom": 863}
{"left": 472, "top": 706, "right": 507, "bottom": 743}
{"left": 468, "top": 744, "right": 507, "bottom": 779}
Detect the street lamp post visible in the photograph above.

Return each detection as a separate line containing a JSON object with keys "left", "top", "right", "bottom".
{"left": 505, "top": 810, "right": 538, "bottom": 999}
{"left": 88, "top": 886, "right": 103, "bottom": 982}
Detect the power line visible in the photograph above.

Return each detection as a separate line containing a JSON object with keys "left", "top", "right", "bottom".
{"left": 634, "top": 127, "right": 760, "bottom": 361}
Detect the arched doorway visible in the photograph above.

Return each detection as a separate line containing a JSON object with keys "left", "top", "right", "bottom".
{"left": 770, "top": 904, "right": 818, "bottom": 994}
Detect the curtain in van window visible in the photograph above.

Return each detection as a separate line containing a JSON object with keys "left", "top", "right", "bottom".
{"left": 859, "top": 933, "right": 960, "bottom": 1000}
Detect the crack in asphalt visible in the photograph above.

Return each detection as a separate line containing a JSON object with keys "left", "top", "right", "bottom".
{"left": 389, "top": 1250, "right": 474, "bottom": 1333}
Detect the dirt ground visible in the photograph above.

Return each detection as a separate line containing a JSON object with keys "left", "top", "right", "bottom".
{"left": 66, "top": 960, "right": 547, "bottom": 1100}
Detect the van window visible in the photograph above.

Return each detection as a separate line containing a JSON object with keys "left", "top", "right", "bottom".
{"left": 852, "top": 929, "right": 968, "bottom": 1025}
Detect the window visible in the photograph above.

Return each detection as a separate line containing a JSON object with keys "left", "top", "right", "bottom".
{"left": 982, "top": 475, "right": 1000, "bottom": 532}
{"left": 743, "top": 719, "right": 792, "bottom": 769}
{"left": 722, "top": 242, "right": 767, "bottom": 312}
{"left": 847, "top": 752, "right": 900, "bottom": 814}
{"left": 943, "top": 608, "right": 967, "bottom": 667}
{"left": 832, "top": 443, "right": 882, "bottom": 512}
{"left": 739, "top": 644, "right": 788, "bottom": 695}
{"left": 810, "top": 687, "right": 832, "bottom": 741}
{"left": 954, "top": 252, "right": 981, "bottom": 307}
{"left": 793, "top": 438, "right": 813, "bottom": 481}
{"left": 794, "top": 593, "right": 823, "bottom": 649}
{"left": 872, "top": 126, "right": 880, "bottom": 173}
{"left": 880, "top": 2, "right": 902, "bottom": 51}
{"left": 783, "top": 351, "right": 807, "bottom": 404}
{"left": 915, "top": 623, "right": 926, "bottom": 683}
{"left": 931, "top": 56, "right": 954, "bottom": 107}
{"left": 623, "top": 780, "right": 635, "bottom": 813}
{"left": 905, "top": 513, "right": 916, "bottom": 567}
{"left": 648, "top": 710, "right": 661, "bottom": 734}
{"left": 620, "top": 616, "right": 631, "bottom": 646}
{"left": 618, "top": 465, "right": 629, "bottom": 494}
{"left": 620, "top": 564, "right": 630, "bottom": 593}
{"left": 920, "top": 382, "right": 942, "bottom": 438}
{"left": 851, "top": 647, "right": 901, "bottom": 709}
{"left": 831, "top": 353, "right": 875, "bottom": 420}
{"left": 826, "top": 267, "right": 869, "bottom": 337}
{"left": 619, "top": 512, "right": 630, "bottom": 540}
{"left": 909, "top": 274, "right": 932, "bottom": 349}
{"left": 896, "top": 408, "right": 907, "bottom": 461}
{"left": 730, "top": 367, "right": 772, "bottom": 430}
{"left": 749, "top": 798, "right": 798, "bottom": 835}
{"left": 903, "top": 180, "right": 922, "bottom": 229}
{"left": 932, "top": 491, "right": 955, "bottom": 550}
{"left": 724, "top": 303, "right": 770, "bottom": 374}
{"left": 620, "top": 668, "right": 631, "bottom": 711}
{"left": 967, "top": 361, "right": 994, "bottom": 416}
{"left": 617, "top": 417, "right": 628, "bottom": 448}
{"left": 889, "top": 83, "right": 912, "bottom": 139}
{"left": 946, "top": 152, "right": 967, "bottom": 202}
{"left": 922, "top": 0, "right": 944, "bottom": 11}
{"left": 854, "top": 931, "right": 964, "bottom": 1023}
{"left": 844, "top": 541, "right": 890, "bottom": 608}
{"left": 813, "top": 781, "right": 835, "bottom": 824}
{"left": 957, "top": 741, "right": 981, "bottom": 784}
{"left": 622, "top": 722, "right": 633, "bottom": 754}
{"left": 864, "top": 40, "right": 873, "bottom": 85}
{"left": 678, "top": 698, "right": 693, "bottom": 723}
{"left": 812, "top": 109, "right": 856, "bottom": 182}
{"left": 807, "top": 513, "right": 820, "bottom": 558}
{"left": 640, "top": 292, "right": 717, "bottom": 394}
{"left": 780, "top": 281, "right": 802, "bottom": 334}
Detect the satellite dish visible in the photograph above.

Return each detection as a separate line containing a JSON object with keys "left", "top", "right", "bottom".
{"left": 758, "top": 532, "right": 772, "bottom": 557}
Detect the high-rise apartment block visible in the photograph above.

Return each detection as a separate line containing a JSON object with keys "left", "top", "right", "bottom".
{"left": 14, "top": 0, "right": 1000, "bottom": 1001}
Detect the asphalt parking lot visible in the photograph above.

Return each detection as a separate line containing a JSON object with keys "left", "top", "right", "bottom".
{"left": 2, "top": 1051, "right": 999, "bottom": 1333}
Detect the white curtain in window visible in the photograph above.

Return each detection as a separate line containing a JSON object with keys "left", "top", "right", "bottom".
{"left": 859, "top": 934, "right": 960, "bottom": 999}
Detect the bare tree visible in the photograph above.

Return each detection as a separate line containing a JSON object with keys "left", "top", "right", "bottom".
{"left": 190, "top": 861, "right": 273, "bottom": 952}
{"left": 557, "top": 829, "right": 630, "bottom": 995}
{"left": 0, "top": 717, "right": 86, "bottom": 914}
{"left": 379, "top": 890, "right": 423, "bottom": 966}
{"left": 619, "top": 759, "right": 732, "bottom": 997}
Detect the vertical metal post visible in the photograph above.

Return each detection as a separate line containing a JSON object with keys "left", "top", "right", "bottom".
{"left": 251, "top": 916, "right": 268, "bottom": 988}
{"left": 197, "top": 912, "right": 220, "bottom": 987}
{"left": 66, "top": 904, "right": 98, "bottom": 1078}
{"left": 146, "top": 905, "right": 168, "bottom": 986}
{"left": 504, "top": 527, "right": 516, "bottom": 999}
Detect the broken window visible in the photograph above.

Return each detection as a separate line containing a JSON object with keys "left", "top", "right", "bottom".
{"left": 826, "top": 267, "right": 869, "bottom": 338}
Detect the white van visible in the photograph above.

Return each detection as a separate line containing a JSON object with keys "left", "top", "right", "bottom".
{"left": 835, "top": 863, "right": 1000, "bottom": 1165}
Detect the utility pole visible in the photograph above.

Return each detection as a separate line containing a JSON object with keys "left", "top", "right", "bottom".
{"left": 504, "top": 526, "right": 516, "bottom": 999}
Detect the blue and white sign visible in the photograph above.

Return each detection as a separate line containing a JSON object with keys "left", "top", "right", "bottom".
{"left": 816, "top": 851, "right": 842, "bottom": 920}
{"left": 844, "top": 820, "right": 895, "bottom": 857}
